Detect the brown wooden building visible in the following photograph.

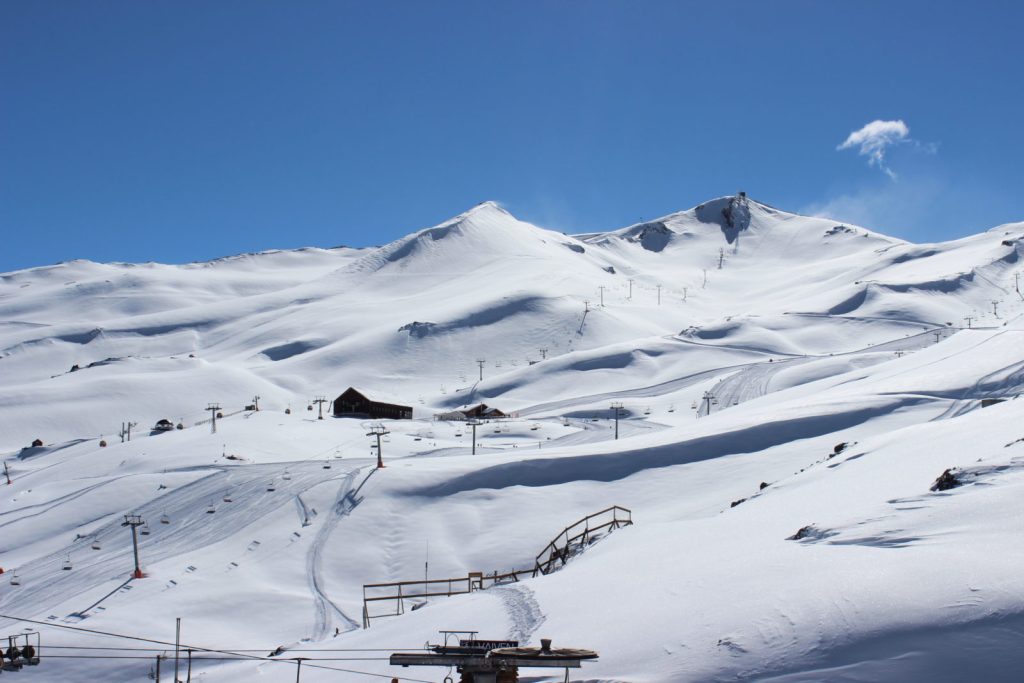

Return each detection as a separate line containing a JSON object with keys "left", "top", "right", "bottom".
{"left": 333, "top": 387, "right": 413, "bottom": 420}
{"left": 461, "top": 403, "right": 507, "bottom": 419}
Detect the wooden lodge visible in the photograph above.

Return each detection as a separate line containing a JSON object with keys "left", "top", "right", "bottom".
{"left": 333, "top": 387, "right": 413, "bottom": 420}
{"left": 461, "top": 403, "right": 507, "bottom": 419}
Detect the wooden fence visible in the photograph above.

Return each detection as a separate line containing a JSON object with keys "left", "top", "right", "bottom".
{"left": 362, "top": 505, "right": 632, "bottom": 627}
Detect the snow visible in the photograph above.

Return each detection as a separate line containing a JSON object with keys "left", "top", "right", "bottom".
{"left": 1, "top": 195, "right": 1023, "bottom": 681}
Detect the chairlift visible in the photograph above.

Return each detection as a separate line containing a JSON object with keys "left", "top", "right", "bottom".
{"left": 282, "top": 470, "right": 292, "bottom": 481}
{"left": 323, "top": 459, "right": 332, "bottom": 469}
{"left": 413, "top": 437, "right": 422, "bottom": 441}
{"left": 493, "top": 427, "right": 501, "bottom": 433}
{"left": 9, "top": 571, "right": 20, "bottom": 586}
{"left": 223, "top": 493, "right": 233, "bottom": 503}
{"left": 454, "top": 432, "right": 462, "bottom": 438}
{"left": 530, "top": 424, "right": 539, "bottom": 431}
{"left": 644, "top": 407, "right": 651, "bottom": 415}
{"left": 668, "top": 404, "right": 676, "bottom": 413}
{"left": 91, "top": 539, "right": 101, "bottom": 550}
{"left": 140, "top": 523, "right": 151, "bottom": 536}
{"left": 712, "top": 399, "right": 719, "bottom": 406}
{"left": 690, "top": 401, "right": 697, "bottom": 410}
{"left": 160, "top": 513, "right": 171, "bottom": 525}
{"left": 62, "top": 555, "right": 73, "bottom": 571}
{"left": 206, "top": 503, "right": 216, "bottom": 514}
{"left": 307, "top": 404, "right": 313, "bottom": 411}
{"left": 267, "top": 481, "right": 276, "bottom": 492}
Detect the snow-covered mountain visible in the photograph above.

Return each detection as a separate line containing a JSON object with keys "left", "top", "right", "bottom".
{"left": 2, "top": 195, "right": 1023, "bottom": 682}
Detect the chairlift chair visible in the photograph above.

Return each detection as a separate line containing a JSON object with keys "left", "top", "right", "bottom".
{"left": 140, "top": 523, "right": 151, "bottom": 536}
{"left": 9, "top": 571, "right": 20, "bottom": 586}
{"left": 644, "top": 407, "right": 651, "bottom": 415}
{"left": 691, "top": 401, "right": 698, "bottom": 410}
{"left": 160, "top": 513, "right": 171, "bottom": 525}
{"left": 282, "top": 470, "right": 292, "bottom": 481}
{"left": 206, "top": 503, "right": 216, "bottom": 514}
{"left": 91, "top": 539, "right": 101, "bottom": 550}
{"left": 223, "top": 493, "right": 233, "bottom": 502}
{"left": 62, "top": 555, "right": 72, "bottom": 571}
{"left": 267, "top": 482, "right": 276, "bottom": 492}
{"left": 323, "top": 460, "right": 332, "bottom": 469}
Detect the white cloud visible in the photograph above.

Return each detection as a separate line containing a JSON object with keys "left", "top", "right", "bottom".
{"left": 838, "top": 119, "right": 910, "bottom": 179}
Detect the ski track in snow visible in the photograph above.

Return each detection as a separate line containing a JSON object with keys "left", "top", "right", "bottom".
{"left": 491, "top": 583, "right": 546, "bottom": 643}
{"left": 305, "top": 468, "right": 362, "bottom": 639}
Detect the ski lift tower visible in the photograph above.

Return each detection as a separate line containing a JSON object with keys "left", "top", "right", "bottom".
{"left": 122, "top": 514, "right": 146, "bottom": 579}
{"left": 390, "top": 633, "right": 598, "bottom": 683}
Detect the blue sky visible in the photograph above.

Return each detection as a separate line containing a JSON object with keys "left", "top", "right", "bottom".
{"left": 2, "top": 1, "right": 1022, "bottom": 272}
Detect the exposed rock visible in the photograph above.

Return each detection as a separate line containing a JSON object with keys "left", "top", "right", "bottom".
{"left": 398, "top": 321, "right": 438, "bottom": 338}
{"left": 930, "top": 468, "right": 962, "bottom": 492}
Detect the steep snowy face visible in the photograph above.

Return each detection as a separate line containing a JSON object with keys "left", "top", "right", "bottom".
{"left": 342, "top": 201, "right": 599, "bottom": 278}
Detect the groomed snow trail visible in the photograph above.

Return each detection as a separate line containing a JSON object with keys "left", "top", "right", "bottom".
{"left": 0, "top": 461, "right": 357, "bottom": 623}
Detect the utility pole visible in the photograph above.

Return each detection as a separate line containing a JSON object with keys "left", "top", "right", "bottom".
{"left": 475, "top": 359, "right": 486, "bottom": 382}
{"left": 122, "top": 514, "right": 145, "bottom": 579}
{"left": 656, "top": 285, "right": 662, "bottom": 306}
{"left": 610, "top": 402, "right": 623, "bottom": 440}
{"left": 312, "top": 396, "right": 328, "bottom": 420}
{"left": 252, "top": 395, "right": 260, "bottom": 411}
{"left": 206, "top": 404, "right": 220, "bottom": 434}
{"left": 539, "top": 348, "right": 548, "bottom": 360}
{"left": 467, "top": 419, "right": 482, "bottom": 455}
{"left": 155, "top": 653, "right": 162, "bottom": 682}
{"left": 598, "top": 285, "right": 605, "bottom": 307}
{"left": 964, "top": 316, "right": 974, "bottom": 329}
{"left": 718, "top": 248, "right": 725, "bottom": 269}
{"left": 701, "top": 391, "right": 716, "bottom": 417}
{"left": 174, "top": 618, "right": 181, "bottom": 683}
{"left": 627, "top": 278, "right": 634, "bottom": 300}
{"left": 367, "top": 425, "right": 390, "bottom": 468}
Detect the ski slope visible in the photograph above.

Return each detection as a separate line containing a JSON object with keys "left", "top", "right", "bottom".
{"left": 1, "top": 195, "right": 1023, "bottom": 681}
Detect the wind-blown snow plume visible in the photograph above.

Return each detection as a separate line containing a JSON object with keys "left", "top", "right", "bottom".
{"left": 838, "top": 119, "right": 910, "bottom": 179}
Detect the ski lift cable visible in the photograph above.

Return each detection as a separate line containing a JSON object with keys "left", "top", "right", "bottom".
{"left": 0, "top": 612, "right": 434, "bottom": 682}
{"left": 41, "top": 645, "right": 427, "bottom": 652}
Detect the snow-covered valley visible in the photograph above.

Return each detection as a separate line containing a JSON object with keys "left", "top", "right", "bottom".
{"left": 2, "top": 194, "right": 1023, "bottom": 681}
